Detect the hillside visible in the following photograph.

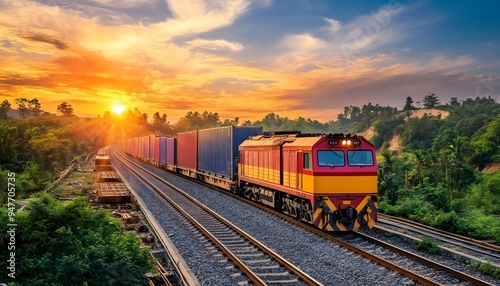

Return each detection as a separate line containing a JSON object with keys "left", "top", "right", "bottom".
{"left": 408, "top": 108, "right": 449, "bottom": 119}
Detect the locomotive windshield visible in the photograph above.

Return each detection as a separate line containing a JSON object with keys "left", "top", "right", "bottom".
{"left": 347, "top": 150, "right": 374, "bottom": 166}
{"left": 317, "top": 150, "right": 345, "bottom": 167}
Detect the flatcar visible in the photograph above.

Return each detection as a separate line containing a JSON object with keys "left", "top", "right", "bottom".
{"left": 121, "top": 127, "right": 378, "bottom": 232}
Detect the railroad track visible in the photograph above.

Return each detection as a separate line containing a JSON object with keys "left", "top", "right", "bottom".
{"left": 376, "top": 213, "right": 500, "bottom": 264}
{"left": 115, "top": 148, "right": 497, "bottom": 286}
{"left": 113, "top": 148, "right": 322, "bottom": 286}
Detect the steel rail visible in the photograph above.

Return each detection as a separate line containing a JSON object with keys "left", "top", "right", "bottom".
{"left": 354, "top": 231, "right": 495, "bottom": 286}
{"left": 115, "top": 149, "right": 322, "bottom": 286}
{"left": 110, "top": 147, "right": 198, "bottom": 286}
{"left": 378, "top": 213, "right": 500, "bottom": 253}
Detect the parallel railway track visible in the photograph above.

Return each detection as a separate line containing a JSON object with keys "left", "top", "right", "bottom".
{"left": 376, "top": 213, "right": 500, "bottom": 264}
{"left": 113, "top": 148, "right": 322, "bottom": 286}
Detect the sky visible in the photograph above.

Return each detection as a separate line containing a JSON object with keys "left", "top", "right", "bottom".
{"left": 0, "top": 0, "right": 499, "bottom": 122}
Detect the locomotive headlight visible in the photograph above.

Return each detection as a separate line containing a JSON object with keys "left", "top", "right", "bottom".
{"left": 347, "top": 139, "right": 351, "bottom": 145}
{"left": 342, "top": 139, "right": 347, "bottom": 145}
{"left": 353, "top": 140, "right": 361, "bottom": 146}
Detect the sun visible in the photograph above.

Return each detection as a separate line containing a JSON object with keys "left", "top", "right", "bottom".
{"left": 112, "top": 103, "right": 126, "bottom": 115}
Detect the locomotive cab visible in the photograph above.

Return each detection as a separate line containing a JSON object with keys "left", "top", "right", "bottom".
{"left": 309, "top": 134, "right": 378, "bottom": 231}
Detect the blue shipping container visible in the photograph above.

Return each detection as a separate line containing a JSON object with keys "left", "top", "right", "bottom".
{"left": 197, "top": 126, "right": 262, "bottom": 180}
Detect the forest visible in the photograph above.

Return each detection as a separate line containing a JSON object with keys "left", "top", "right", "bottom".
{"left": 0, "top": 94, "right": 499, "bottom": 283}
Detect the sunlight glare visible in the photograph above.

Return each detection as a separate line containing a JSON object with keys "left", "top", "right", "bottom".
{"left": 112, "top": 103, "right": 126, "bottom": 115}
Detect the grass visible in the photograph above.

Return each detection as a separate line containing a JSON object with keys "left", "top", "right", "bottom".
{"left": 467, "top": 260, "right": 500, "bottom": 279}
{"left": 48, "top": 160, "right": 95, "bottom": 198}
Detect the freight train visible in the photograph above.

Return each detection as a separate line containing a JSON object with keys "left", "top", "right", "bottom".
{"left": 121, "top": 126, "right": 378, "bottom": 231}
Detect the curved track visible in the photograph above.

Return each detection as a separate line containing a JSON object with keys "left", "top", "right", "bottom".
{"left": 113, "top": 148, "right": 322, "bottom": 286}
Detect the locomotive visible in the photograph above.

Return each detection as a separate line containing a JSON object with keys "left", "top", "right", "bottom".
{"left": 121, "top": 126, "right": 378, "bottom": 231}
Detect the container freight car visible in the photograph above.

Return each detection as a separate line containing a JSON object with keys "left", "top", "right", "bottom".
{"left": 159, "top": 137, "right": 167, "bottom": 165}
{"left": 177, "top": 131, "right": 197, "bottom": 178}
{"left": 149, "top": 135, "right": 156, "bottom": 164}
{"left": 166, "top": 137, "right": 177, "bottom": 171}
{"left": 154, "top": 136, "right": 160, "bottom": 165}
{"left": 197, "top": 126, "right": 262, "bottom": 189}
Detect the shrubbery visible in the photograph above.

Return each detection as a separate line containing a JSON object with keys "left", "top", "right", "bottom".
{"left": 0, "top": 195, "right": 154, "bottom": 285}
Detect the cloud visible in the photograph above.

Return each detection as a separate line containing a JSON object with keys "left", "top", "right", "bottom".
{"left": 204, "top": 77, "right": 275, "bottom": 93}
{"left": 156, "top": 0, "right": 251, "bottom": 37}
{"left": 186, "top": 39, "right": 243, "bottom": 51}
{"left": 18, "top": 32, "right": 68, "bottom": 50}
{"left": 0, "top": 0, "right": 496, "bottom": 123}
{"left": 324, "top": 17, "right": 341, "bottom": 33}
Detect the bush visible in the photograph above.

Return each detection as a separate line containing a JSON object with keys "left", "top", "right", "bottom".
{"left": 414, "top": 237, "right": 442, "bottom": 254}
{"left": 0, "top": 195, "right": 154, "bottom": 284}
{"left": 429, "top": 211, "right": 459, "bottom": 233}
{"left": 456, "top": 208, "right": 500, "bottom": 242}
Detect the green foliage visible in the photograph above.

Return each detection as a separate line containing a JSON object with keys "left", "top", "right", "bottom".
{"left": 413, "top": 237, "right": 442, "bottom": 254}
{"left": 428, "top": 211, "right": 459, "bottom": 233}
{"left": 0, "top": 115, "right": 93, "bottom": 203}
{"left": 0, "top": 195, "right": 154, "bottom": 285}
{"left": 467, "top": 260, "right": 500, "bottom": 279}
{"left": 477, "top": 260, "right": 500, "bottom": 279}
{"left": 454, "top": 208, "right": 500, "bottom": 241}
{"left": 400, "top": 114, "right": 443, "bottom": 150}
{"left": 423, "top": 92, "right": 440, "bottom": 108}
{"left": 471, "top": 115, "right": 500, "bottom": 168}
{"left": 373, "top": 115, "right": 405, "bottom": 149}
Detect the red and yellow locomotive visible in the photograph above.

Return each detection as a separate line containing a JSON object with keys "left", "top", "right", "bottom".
{"left": 238, "top": 132, "right": 378, "bottom": 231}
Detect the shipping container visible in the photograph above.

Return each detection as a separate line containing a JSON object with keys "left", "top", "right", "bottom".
{"left": 159, "top": 137, "right": 167, "bottom": 164}
{"left": 177, "top": 131, "right": 197, "bottom": 172}
{"left": 154, "top": 136, "right": 160, "bottom": 162}
{"left": 144, "top": 136, "right": 150, "bottom": 159}
{"left": 166, "top": 137, "right": 177, "bottom": 166}
{"left": 149, "top": 135, "right": 156, "bottom": 161}
{"left": 197, "top": 126, "right": 262, "bottom": 180}
{"left": 131, "top": 137, "right": 138, "bottom": 157}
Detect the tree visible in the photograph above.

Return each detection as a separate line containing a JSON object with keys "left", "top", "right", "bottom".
{"left": 152, "top": 112, "right": 166, "bottom": 125}
{"left": 221, "top": 117, "right": 240, "bottom": 126}
{"left": 378, "top": 152, "right": 398, "bottom": 204}
{"left": 449, "top": 97, "right": 460, "bottom": 107}
{"left": 0, "top": 195, "right": 154, "bottom": 285}
{"left": 28, "top": 98, "right": 43, "bottom": 117}
{"left": 57, "top": 102, "right": 74, "bottom": 116}
{"left": 15, "top": 97, "right": 29, "bottom": 118}
{"left": 403, "top": 96, "right": 414, "bottom": 111}
{"left": 0, "top": 100, "right": 11, "bottom": 120}
{"left": 423, "top": 93, "right": 440, "bottom": 108}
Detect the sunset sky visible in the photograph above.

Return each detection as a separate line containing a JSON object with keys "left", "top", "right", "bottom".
{"left": 0, "top": 0, "right": 499, "bottom": 122}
